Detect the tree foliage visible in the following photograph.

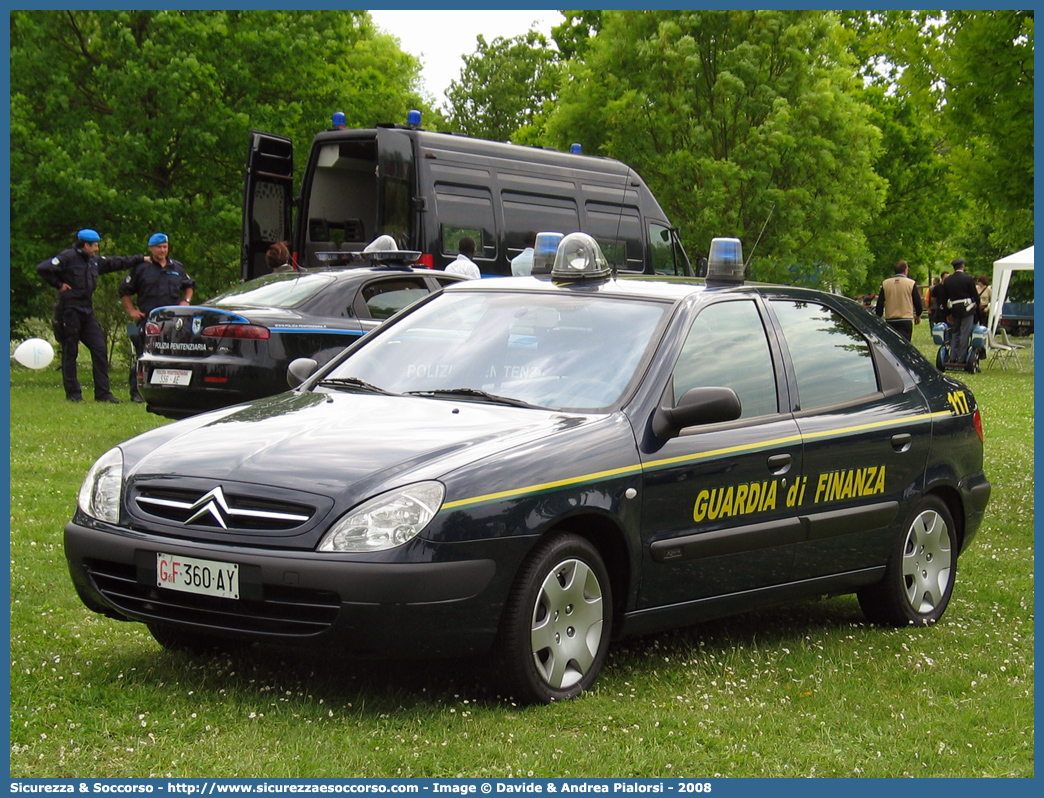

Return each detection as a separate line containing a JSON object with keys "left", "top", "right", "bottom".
{"left": 550, "top": 10, "right": 602, "bottom": 61}
{"left": 937, "top": 11, "right": 1034, "bottom": 254}
{"left": 445, "top": 31, "right": 562, "bottom": 144}
{"left": 543, "top": 10, "right": 885, "bottom": 290}
{"left": 857, "top": 87, "right": 954, "bottom": 285}
{"left": 9, "top": 10, "right": 428, "bottom": 329}
{"left": 841, "top": 10, "right": 1034, "bottom": 275}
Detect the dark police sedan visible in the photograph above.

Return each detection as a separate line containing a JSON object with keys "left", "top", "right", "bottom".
{"left": 138, "top": 260, "right": 463, "bottom": 419}
{"left": 67, "top": 234, "right": 990, "bottom": 703}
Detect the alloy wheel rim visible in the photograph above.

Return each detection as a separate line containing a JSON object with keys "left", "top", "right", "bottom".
{"left": 901, "top": 509, "right": 953, "bottom": 614}
{"left": 530, "top": 558, "right": 604, "bottom": 689}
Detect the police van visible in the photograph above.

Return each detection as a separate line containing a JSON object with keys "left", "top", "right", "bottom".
{"left": 242, "top": 111, "right": 693, "bottom": 280}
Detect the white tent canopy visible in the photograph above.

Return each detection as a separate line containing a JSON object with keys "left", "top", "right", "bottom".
{"left": 989, "top": 245, "right": 1034, "bottom": 336}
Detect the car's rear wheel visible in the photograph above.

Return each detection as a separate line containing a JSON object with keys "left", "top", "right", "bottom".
{"left": 858, "top": 496, "right": 956, "bottom": 626}
{"left": 497, "top": 533, "right": 612, "bottom": 703}
{"left": 935, "top": 347, "right": 947, "bottom": 372}
{"left": 147, "top": 622, "right": 248, "bottom": 655}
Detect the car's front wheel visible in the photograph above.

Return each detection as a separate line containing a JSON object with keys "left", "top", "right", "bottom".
{"left": 497, "top": 533, "right": 612, "bottom": 703}
{"left": 858, "top": 496, "right": 957, "bottom": 626}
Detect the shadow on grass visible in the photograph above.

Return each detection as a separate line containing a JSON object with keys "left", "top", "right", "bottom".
{"left": 74, "top": 594, "right": 869, "bottom": 711}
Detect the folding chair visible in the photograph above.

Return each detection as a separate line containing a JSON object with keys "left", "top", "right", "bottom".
{"left": 1000, "top": 329, "right": 1028, "bottom": 367}
{"left": 985, "top": 329, "right": 1024, "bottom": 371}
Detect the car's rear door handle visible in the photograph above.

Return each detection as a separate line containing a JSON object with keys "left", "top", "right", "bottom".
{"left": 891, "top": 433, "right": 912, "bottom": 453}
{"left": 767, "top": 453, "right": 792, "bottom": 475}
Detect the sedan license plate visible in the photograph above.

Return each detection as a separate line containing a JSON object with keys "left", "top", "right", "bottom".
{"left": 150, "top": 369, "right": 192, "bottom": 386}
{"left": 156, "top": 553, "right": 239, "bottom": 599}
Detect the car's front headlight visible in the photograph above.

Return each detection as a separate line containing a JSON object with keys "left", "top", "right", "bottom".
{"left": 318, "top": 482, "right": 445, "bottom": 553}
{"left": 77, "top": 447, "right": 124, "bottom": 524}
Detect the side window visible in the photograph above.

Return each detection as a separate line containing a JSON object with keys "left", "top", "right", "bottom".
{"left": 433, "top": 183, "right": 496, "bottom": 261}
{"left": 585, "top": 201, "right": 643, "bottom": 272}
{"left": 673, "top": 300, "right": 778, "bottom": 418}
{"left": 771, "top": 300, "right": 878, "bottom": 409}
{"left": 360, "top": 277, "right": 431, "bottom": 320}
{"left": 442, "top": 226, "right": 483, "bottom": 253}
{"left": 649, "top": 224, "right": 679, "bottom": 276}
{"left": 501, "top": 191, "right": 580, "bottom": 257}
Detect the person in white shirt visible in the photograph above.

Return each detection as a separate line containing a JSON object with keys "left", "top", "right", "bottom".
{"left": 511, "top": 231, "right": 536, "bottom": 276}
{"left": 445, "top": 236, "right": 481, "bottom": 279}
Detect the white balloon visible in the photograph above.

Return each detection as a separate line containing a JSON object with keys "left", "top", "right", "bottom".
{"left": 13, "top": 338, "right": 55, "bottom": 370}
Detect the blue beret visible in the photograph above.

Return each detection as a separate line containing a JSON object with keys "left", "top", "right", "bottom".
{"left": 77, "top": 229, "right": 101, "bottom": 242}
{"left": 148, "top": 233, "right": 168, "bottom": 247}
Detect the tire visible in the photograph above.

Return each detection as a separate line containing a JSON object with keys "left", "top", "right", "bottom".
{"left": 147, "top": 622, "right": 248, "bottom": 655}
{"left": 496, "top": 533, "right": 612, "bottom": 703}
{"left": 935, "top": 347, "right": 946, "bottom": 372}
{"left": 858, "top": 496, "right": 957, "bottom": 627}
{"left": 965, "top": 349, "right": 981, "bottom": 374}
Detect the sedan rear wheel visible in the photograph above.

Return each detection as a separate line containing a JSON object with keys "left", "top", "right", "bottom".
{"left": 497, "top": 533, "right": 612, "bottom": 703}
{"left": 858, "top": 496, "right": 957, "bottom": 626}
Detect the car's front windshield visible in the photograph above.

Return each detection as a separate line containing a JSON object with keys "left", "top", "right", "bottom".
{"left": 210, "top": 273, "right": 336, "bottom": 308}
{"left": 320, "top": 290, "right": 670, "bottom": 410}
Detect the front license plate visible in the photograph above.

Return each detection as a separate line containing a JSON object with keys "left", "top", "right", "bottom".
{"left": 150, "top": 369, "right": 192, "bottom": 386}
{"left": 156, "top": 553, "right": 239, "bottom": 599}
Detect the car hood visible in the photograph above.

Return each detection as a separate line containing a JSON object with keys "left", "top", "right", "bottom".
{"left": 127, "top": 390, "right": 605, "bottom": 501}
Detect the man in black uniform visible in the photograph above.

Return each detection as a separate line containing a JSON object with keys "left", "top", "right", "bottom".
{"left": 941, "top": 257, "right": 979, "bottom": 364}
{"left": 120, "top": 232, "right": 195, "bottom": 403}
{"left": 36, "top": 229, "right": 147, "bottom": 403}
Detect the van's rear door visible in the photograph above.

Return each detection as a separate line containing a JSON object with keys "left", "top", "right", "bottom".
{"left": 375, "top": 128, "right": 416, "bottom": 253}
{"left": 242, "top": 131, "right": 294, "bottom": 281}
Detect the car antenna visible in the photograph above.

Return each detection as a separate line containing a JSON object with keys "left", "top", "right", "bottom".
{"left": 609, "top": 163, "right": 637, "bottom": 279}
{"left": 744, "top": 204, "right": 775, "bottom": 269}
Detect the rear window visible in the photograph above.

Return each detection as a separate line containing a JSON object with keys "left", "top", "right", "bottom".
{"left": 210, "top": 273, "right": 337, "bottom": 309}
{"left": 771, "top": 299, "right": 879, "bottom": 409}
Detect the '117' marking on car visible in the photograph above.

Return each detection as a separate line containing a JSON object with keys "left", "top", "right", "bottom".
{"left": 948, "top": 390, "right": 971, "bottom": 415}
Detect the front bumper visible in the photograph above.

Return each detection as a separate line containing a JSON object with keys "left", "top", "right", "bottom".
{"left": 65, "top": 520, "right": 521, "bottom": 657}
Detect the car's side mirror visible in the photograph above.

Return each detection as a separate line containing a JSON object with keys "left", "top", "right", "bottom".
{"left": 651, "top": 386, "right": 742, "bottom": 439}
{"left": 287, "top": 357, "right": 318, "bottom": 388}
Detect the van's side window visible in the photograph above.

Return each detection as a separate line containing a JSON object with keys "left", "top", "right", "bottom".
{"left": 502, "top": 191, "right": 580, "bottom": 258}
{"left": 443, "top": 226, "right": 485, "bottom": 256}
{"left": 585, "top": 201, "right": 643, "bottom": 272}
{"left": 650, "top": 224, "right": 681, "bottom": 276}
{"left": 434, "top": 183, "right": 496, "bottom": 262}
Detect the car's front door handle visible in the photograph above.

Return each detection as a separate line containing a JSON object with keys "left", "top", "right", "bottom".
{"left": 767, "top": 453, "right": 792, "bottom": 475}
{"left": 891, "top": 433, "right": 913, "bottom": 453}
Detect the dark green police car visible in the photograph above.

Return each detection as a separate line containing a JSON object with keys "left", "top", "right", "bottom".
{"left": 66, "top": 235, "right": 990, "bottom": 703}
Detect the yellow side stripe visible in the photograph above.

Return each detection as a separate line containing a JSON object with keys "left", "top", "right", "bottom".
{"left": 441, "top": 410, "right": 955, "bottom": 511}
{"left": 441, "top": 463, "right": 644, "bottom": 509}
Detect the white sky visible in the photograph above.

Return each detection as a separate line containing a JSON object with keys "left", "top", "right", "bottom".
{"left": 368, "top": 9, "right": 563, "bottom": 110}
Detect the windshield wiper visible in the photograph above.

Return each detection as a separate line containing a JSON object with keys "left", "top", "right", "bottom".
{"left": 317, "top": 377, "right": 393, "bottom": 395}
{"left": 403, "top": 388, "right": 535, "bottom": 408}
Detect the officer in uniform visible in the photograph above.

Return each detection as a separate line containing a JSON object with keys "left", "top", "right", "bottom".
{"left": 941, "top": 257, "right": 979, "bottom": 364}
{"left": 120, "top": 232, "right": 195, "bottom": 402}
{"left": 36, "top": 228, "right": 147, "bottom": 403}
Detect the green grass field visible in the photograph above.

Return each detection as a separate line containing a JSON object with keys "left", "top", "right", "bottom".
{"left": 8, "top": 326, "right": 1034, "bottom": 778}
